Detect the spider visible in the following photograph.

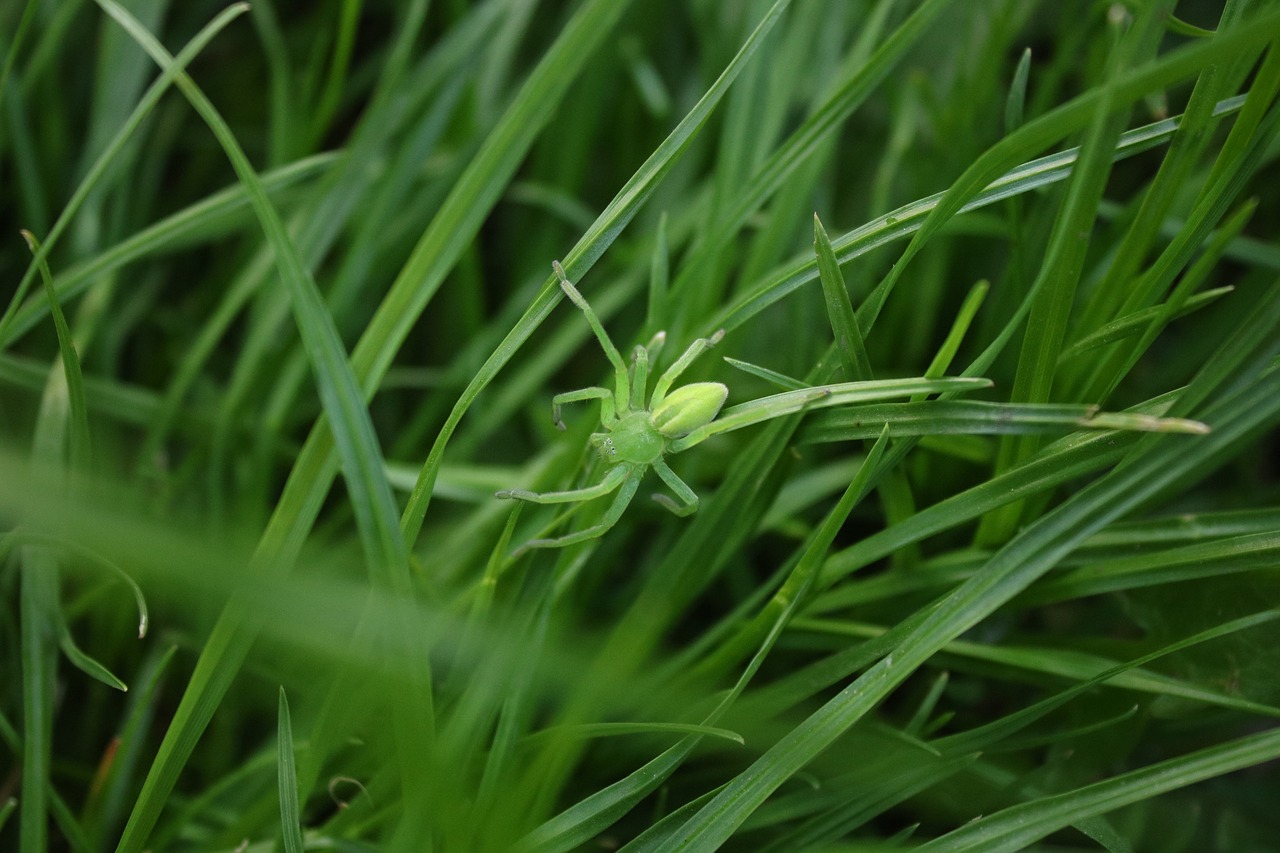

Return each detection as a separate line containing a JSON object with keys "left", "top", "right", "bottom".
{"left": 496, "top": 261, "right": 729, "bottom": 550}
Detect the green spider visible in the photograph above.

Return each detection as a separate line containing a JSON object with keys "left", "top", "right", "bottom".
{"left": 496, "top": 261, "right": 729, "bottom": 550}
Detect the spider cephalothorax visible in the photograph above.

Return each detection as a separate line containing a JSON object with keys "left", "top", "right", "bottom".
{"left": 495, "top": 261, "right": 728, "bottom": 549}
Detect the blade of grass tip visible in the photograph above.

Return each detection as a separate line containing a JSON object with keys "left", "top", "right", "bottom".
{"left": 919, "top": 727, "right": 1280, "bottom": 852}
{"left": 801, "top": 399, "right": 1208, "bottom": 443}
{"left": 398, "top": 0, "right": 794, "bottom": 545}
{"left": 527, "top": 723, "right": 744, "bottom": 747}
{"left": 1005, "top": 47, "right": 1031, "bottom": 134}
{"left": 277, "top": 689, "right": 305, "bottom": 853}
{"left": 1058, "top": 285, "right": 1235, "bottom": 361}
{"left": 666, "top": 296, "right": 1280, "bottom": 850}
{"left": 1167, "top": 14, "right": 1218, "bottom": 38}
{"left": 814, "top": 213, "right": 872, "bottom": 381}
{"left": 22, "top": 231, "right": 90, "bottom": 471}
{"left": 58, "top": 627, "right": 127, "bottom": 692}
{"left": 915, "top": 281, "right": 988, "bottom": 399}
{"left": 0, "top": 3, "right": 249, "bottom": 348}
{"left": 723, "top": 356, "right": 809, "bottom": 391}
{"left": 646, "top": 210, "right": 670, "bottom": 334}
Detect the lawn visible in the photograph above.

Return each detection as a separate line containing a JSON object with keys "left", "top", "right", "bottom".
{"left": 2, "top": 0, "right": 1280, "bottom": 850}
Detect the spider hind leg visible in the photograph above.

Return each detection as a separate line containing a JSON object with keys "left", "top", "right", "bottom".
{"left": 521, "top": 469, "right": 642, "bottom": 550}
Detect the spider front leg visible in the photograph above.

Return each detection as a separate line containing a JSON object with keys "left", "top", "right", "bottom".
{"left": 553, "top": 261, "right": 631, "bottom": 412}
{"left": 650, "top": 457, "right": 699, "bottom": 517}
{"left": 552, "top": 386, "right": 616, "bottom": 430}
{"left": 521, "top": 466, "right": 643, "bottom": 550}
{"left": 650, "top": 328, "right": 726, "bottom": 408}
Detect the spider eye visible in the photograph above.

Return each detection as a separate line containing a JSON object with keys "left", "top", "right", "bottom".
{"left": 651, "top": 382, "right": 728, "bottom": 438}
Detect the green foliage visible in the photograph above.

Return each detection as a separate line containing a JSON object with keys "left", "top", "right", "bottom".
{"left": 2, "top": 1, "right": 1279, "bottom": 850}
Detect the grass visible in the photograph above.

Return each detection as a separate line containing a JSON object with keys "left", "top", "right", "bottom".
{"left": 2, "top": 0, "right": 1280, "bottom": 850}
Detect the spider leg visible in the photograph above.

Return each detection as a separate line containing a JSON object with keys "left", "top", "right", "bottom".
{"left": 496, "top": 464, "right": 628, "bottom": 504}
{"left": 650, "top": 457, "right": 700, "bottom": 517}
{"left": 551, "top": 386, "right": 616, "bottom": 430}
{"left": 522, "top": 467, "right": 643, "bottom": 550}
{"left": 650, "top": 328, "right": 726, "bottom": 407}
{"left": 553, "top": 261, "right": 631, "bottom": 412}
